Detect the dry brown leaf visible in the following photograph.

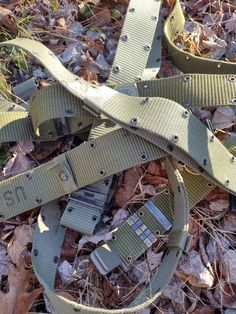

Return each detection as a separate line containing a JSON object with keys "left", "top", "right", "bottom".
{"left": 225, "top": 13, "right": 236, "bottom": 33}
{"left": 0, "top": 261, "right": 41, "bottom": 314}
{"left": 0, "top": 6, "right": 15, "bottom": 29}
{"left": 143, "top": 174, "right": 168, "bottom": 186}
{"left": 176, "top": 250, "right": 214, "bottom": 288}
{"left": 7, "top": 225, "right": 33, "bottom": 266}
{"left": 3, "top": 153, "right": 35, "bottom": 177}
{"left": 192, "top": 305, "right": 215, "bottom": 314}
{"left": 114, "top": 167, "right": 140, "bottom": 207}
{"left": 92, "top": 5, "right": 112, "bottom": 27}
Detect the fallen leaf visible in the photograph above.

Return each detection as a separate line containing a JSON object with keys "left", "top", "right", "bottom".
{"left": 212, "top": 106, "right": 235, "bottom": 129}
{"left": 209, "top": 199, "right": 229, "bottom": 212}
{"left": 176, "top": 250, "right": 214, "bottom": 288}
{"left": 225, "top": 13, "right": 236, "bottom": 33}
{"left": 214, "top": 281, "right": 236, "bottom": 308}
{"left": 223, "top": 250, "right": 236, "bottom": 284}
{"left": 114, "top": 167, "right": 140, "bottom": 208}
{"left": 146, "top": 249, "right": 163, "bottom": 271}
{"left": 92, "top": 6, "right": 112, "bottom": 27}
{"left": 162, "top": 277, "right": 186, "bottom": 312}
{"left": 7, "top": 225, "right": 33, "bottom": 265}
{"left": 111, "top": 208, "right": 129, "bottom": 227}
{"left": 0, "top": 6, "right": 15, "bottom": 29}
{"left": 0, "top": 262, "right": 42, "bottom": 314}
{"left": 78, "top": 225, "right": 112, "bottom": 251}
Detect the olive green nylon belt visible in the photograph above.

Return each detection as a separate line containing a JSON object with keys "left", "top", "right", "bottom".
{"left": 0, "top": 38, "right": 236, "bottom": 214}
{"left": 0, "top": 0, "right": 235, "bottom": 312}
{"left": 32, "top": 158, "right": 190, "bottom": 314}
{"left": 2, "top": 72, "right": 236, "bottom": 143}
{"left": 107, "top": 0, "right": 161, "bottom": 84}
{"left": 164, "top": 0, "right": 236, "bottom": 74}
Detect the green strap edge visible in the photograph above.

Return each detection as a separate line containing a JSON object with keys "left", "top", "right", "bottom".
{"left": 164, "top": 0, "right": 236, "bottom": 73}
{"left": 107, "top": 0, "right": 161, "bottom": 85}
{"left": 32, "top": 158, "right": 189, "bottom": 313}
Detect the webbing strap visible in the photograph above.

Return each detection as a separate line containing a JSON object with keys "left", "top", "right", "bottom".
{"left": 32, "top": 158, "right": 189, "bottom": 314}
{"left": 164, "top": 0, "right": 236, "bottom": 73}
{"left": 107, "top": 0, "right": 161, "bottom": 84}
{"left": 0, "top": 0, "right": 235, "bottom": 312}
{"left": 0, "top": 38, "right": 235, "bottom": 216}
{"left": 2, "top": 72, "right": 235, "bottom": 142}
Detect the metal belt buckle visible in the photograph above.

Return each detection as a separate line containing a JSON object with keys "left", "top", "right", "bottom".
{"left": 91, "top": 199, "right": 173, "bottom": 275}
{"left": 60, "top": 176, "right": 116, "bottom": 235}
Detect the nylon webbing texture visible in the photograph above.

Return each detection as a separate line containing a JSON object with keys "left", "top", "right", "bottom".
{"left": 164, "top": 0, "right": 236, "bottom": 73}
{"left": 32, "top": 158, "right": 190, "bottom": 314}
{"left": 0, "top": 40, "right": 236, "bottom": 196}
{"left": 1, "top": 73, "right": 235, "bottom": 143}
{"left": 107, "top": 0, "right": 162, "bottom": 84}
{"left": 0, "top": 0, "right": 235, "bottom": 312}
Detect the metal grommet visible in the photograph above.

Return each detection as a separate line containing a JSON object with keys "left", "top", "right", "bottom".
{"left": 143, "top": 97, "right": 149, "bottom": 103}
{"left": 228, "top": 76, "right": 236, "bottom": 83}
{"left": 121, "top": 34, "right": 128, "bottom": 41}
{"left": 203, "top": 158, "right": 207, "bottom": 166}
{"left": 65, "top": 109, "right": 73, "bottom": 114}
{"left": 152, "top": 16, "right": 158, "bottom": 20}
{"left": 210, "top": 135, "right": 215, "bottom": 142}
{"left": 207, "top": 182, "right": 213, "bottom": 188}
{"left": 164, "top": 189, "right": 169, "bottom": 194}
{"left": 27, "top": 113, "right": 31, "bottom": 118}
{"left": 92, "top": 215, "right": 98, "bottom": 222}
{"left": 129, "top": 7, "right": 135, "bottom": 12}
{"left": 231, "top": 156, "right": 235, "bottom": 162}
{"left": 35, "top": 197, "right": 42, "bottom": 205}
{"left": 90, "top": 142, "right": 96, "bottom": 149}
{"left": 182, "top": 110, "right": 189, "bottom": 118}
{"left": 113, "top": 65, "right": 120, "bottom": 73}
{"left": 59, "top": 171, "right": 69, "bottom": 181}
{"left": 138, "top": 211, "right": 144, "bottom": 217}
{"left": 99, "top": 169, "right": 106, "bottom": 176}
{"left": 140, "top": 152, "right": 148, "bottom": 161}
{"left": 26, "top": 172, "right": 32, "bottom": 179}
{"left": 33, "top": 249, "right": 38, "bottom": 257}
{"left": 167, "top": 144, "right": 174, "bottom": 152}
{"left": 217, "top": 64, "right": 221, "bottom": 69}
{"left": 0, "top": 213, "right": 5, "bottom": 220}
{"left": 144, "top": 45, "right": 151, "bottom": 51}
{"left": 48, "top": 131, "right": 54, "bottom": 137}
{"left": 184, "top": 100, "right": 192, "bottom": 108}
{"left": 73, "top": 308, "right": 81, "bottom": 312}
{"left": 225, "top": 179, "right": 230, "bottom": 186}
{"left": 143, "top": 84, "right": 148, "bottom": 89}
{"left": 134, "top": 76, "right": 142, "bottom": 81}
{"left": 185, "top": 55, "right": 190, "bottom": 61}
{"left": 155, "top": 230, "right": 160, "bottom": 236}
{"left": 183, "top": 75, "right": 192, "bottom": 82}
{"left": 53, "top": 256, "right": 59, "bottom": 264}
{"left": 112, "top": 234, "right": 117, "bottom": 241}
{"left": 130, "top": 117, "right": 140, "bottom": 127}
{"left": 67, "top": 207, "right": 73, "bottom": 212}
{"left": 172, "top": 134, "right": 179, "bottom": 142}
{"left": 126, "top": 255, "right": 133, "bottom": 263}
{"left": 231, "top": 98, "right": 236, "bottom": 103}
